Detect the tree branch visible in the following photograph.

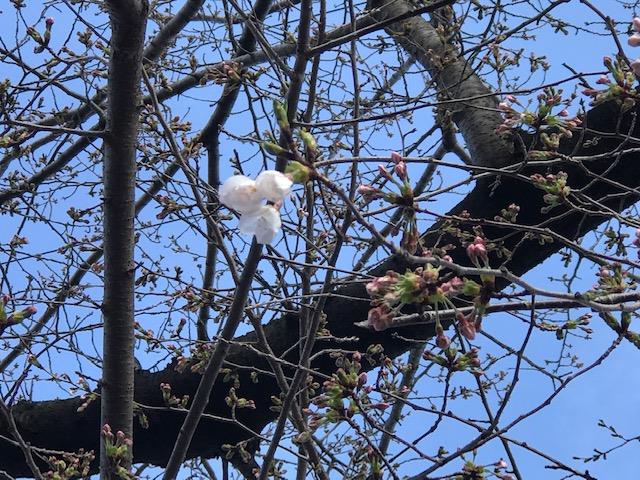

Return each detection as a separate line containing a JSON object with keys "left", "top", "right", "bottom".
{"left": 1, "top": 98, "right": 639, "bottom": 477}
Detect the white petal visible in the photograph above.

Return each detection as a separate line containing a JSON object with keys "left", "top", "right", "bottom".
{"left": 255, "top": 170, "right": 293, "bottom": 203}
{"left": 219, "top": 175, "right": 262, "bottom": 213}
{"left": 238, "top": 206, "right": 281, "bottom": 244}
{"left": 238, "top": 209, "right": 260, "bottom": 235}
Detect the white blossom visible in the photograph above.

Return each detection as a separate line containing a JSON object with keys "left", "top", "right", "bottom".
{"left": 238, "top": 205, "right": 282, "bottom": 244}
{"left": 219, "top": 175, "right": 262, "bottom": 213}
{"left": 255, "top": 170, "right": 292, "bottom": 203}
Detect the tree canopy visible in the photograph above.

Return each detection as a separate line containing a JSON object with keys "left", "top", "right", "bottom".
{"left": 1, "top": 0, "right": 640, "bottom": 478}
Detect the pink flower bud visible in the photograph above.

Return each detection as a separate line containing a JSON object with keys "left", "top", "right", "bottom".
{"left": 372, "top": 402, "right": 390, "bottom": 411}
{"left": 358, "top": 372, "right": 368, "bottom": 387}
{"left": 596, "top": 75, "right": 609, "bottom": 85}
{"left": 467, "top": 237, "right": 488, "bottom": 266}
{"left": 629, "top": 34, "right": 640, "bottom": 47}
{"left": 633, "top": 17, "right": 640, "bottom": 32}
{"left": 394, "top": 161, "right": 407, "bottom": 180}
{"left": 457, "top": 312, "right": 477, "bottom": 340}
{"left": 631, "top": 59, "right": 640, "bottom": 77}
{"left": 378, "top": 164, "right": 392, "bottom": 180}
{"left": 367, "top": 305, "right": 393, "bottom": 331}
{"left": 46, "top": 17, "right": 55, "bottom": 27}
{"left": 436, "top": 332, "right": 450, "bottom": 349}
{"left": 390, "top": 151, "right": 403, "bottom": 164}
{"left": 357, "top": 184, "right": 383, "bottom": 201}
{"left": 366, "top": 272, "right": 398, "bottom": 297}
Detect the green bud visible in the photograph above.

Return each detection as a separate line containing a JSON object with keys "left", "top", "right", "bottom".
{"left": 298, "top": 129, "right": 317, "bottom": 151}
{"left": 462, "top": 279, "right": 481, "bottom": 297}
{"left": 285, "top": 161, "right": 311, "bottom": 184}
{"left": 261, "top": 141, "right": 287, "bottom": 156}
{"left": 273, "top": 100, "right": 289, "bottom": 130}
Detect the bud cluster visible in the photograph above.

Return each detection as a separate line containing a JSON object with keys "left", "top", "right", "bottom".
{"left": 174, "top": 342, "right": 214, "bottom": 374}
{"left": 496, "top": 89, "right": 581, "bottom": 150}
{"left": 309, "top": 352, "right": 381, "bottom": 428}
{"left": 364, "top": 266, "right": 464, "bottom": 331}
{"left": 539, "top": 313, "right": 593, "bottom": 340}
{"left": 225, "top": 387, "right": 256, "bottom": 410}
{"left": 583, "top": 54, "right": 639, "bottom": 111}
{"left": 43, "top": 450, "right": 94, "bottom": 480}
{"left": 592, "top": 263, "right": 631, "bottom": 295}
{"left": 633, "top": 228, "right": 640, "bottom": 258}
{"left": 423, "top": 346, "right": 482, "bottom": 374}
{"left": 530, "top": 171, "right": 570, "bottom": 212}
{"left": 358, "top": 152, "right": 421, "bottom": 253}
{"left": 629, "top": 18, "right": 640, "bottom": 78}
{"left": 262, "top": 100, "right": 318, "bottom": 167}
{"left": 27, "top": 17, "right": 54, "bottom": 54}
{"left": 160, "top": 382, "right": 190, "bottom": 409}
{"left": 494, "top": 203, "right": 520, "bottom": 223}
{"left": 466, "top": 236, "right": 489, "bottom": 268}
{"left": 101, "top": 424, "right": 135, "bottom": 479}
{"left": 0, "top": 294, "right": 37, "bottom": 335}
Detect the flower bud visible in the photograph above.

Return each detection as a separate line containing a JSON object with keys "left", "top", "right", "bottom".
{"left": 436, "top": 332, "right": 450, "bottom": 349}
{"left": 273, "top": 100, "right": 289, "bottom": 130}
{"left": 495, "top": 459, "right": 508, "bottom": 470}
{"left": 390, "top": 151, "right": 403, "bottom": 164}
{"left": 357, "top": 372, "right": 368, "bottom": 388}
{"left": 394, "top": 161, "right": 408, "bottom": 181}
{"left": 261, "top": 141, "right": 288, "bottom": 156}
{"left": 285, "top": 161, "right": 311, "bottom": 184}
{"left": 378, "top": 164, "right": 393, "bottom": 180}
{"left": 299, "top": 130, "right": 317, "bottom": 152}
{"left": 357, "top": 184, "right": 383, "bottom": 201}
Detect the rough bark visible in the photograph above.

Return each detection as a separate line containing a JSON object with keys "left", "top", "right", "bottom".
{"left": 100, "top": 0, "right": 147, "bottom": 475}
{"left": 371, "top": 0, "right": 513, "bottom": 168}
{"left": 1, "top": 98, "right": 639, "bottom": 477}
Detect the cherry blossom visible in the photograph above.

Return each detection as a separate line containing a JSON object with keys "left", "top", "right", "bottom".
{"left": 238, "top": 205, "right": 282, "bottom": 244}
{"left": 255, "top": 170, "right": 293, "bottom": 203}
{"left": 220, "top": 170, "right": 293, "bottom": 244}
{"left": 219, "top": 175, "right": 262, "bottom": 213}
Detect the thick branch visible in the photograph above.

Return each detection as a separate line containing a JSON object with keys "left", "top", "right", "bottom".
{"left": 371, "top": 0, "right": 513, "bottom": 167}
{"left": 1, "top": 99, "right": 638, "bottom": 476}
{"left": 101, "top": 0, "right": 147, "bottom": 474}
